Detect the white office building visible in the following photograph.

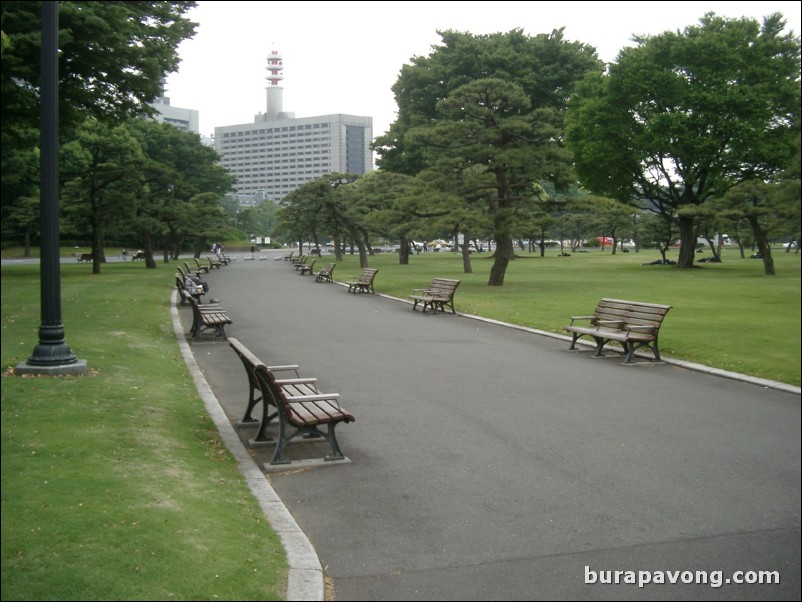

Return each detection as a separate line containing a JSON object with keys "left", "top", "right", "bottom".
{"left": 150, "top": 78, "right": 200, "bottom": 133}
{"left": 214, "top": 50, "right": 373, "bottom": 203}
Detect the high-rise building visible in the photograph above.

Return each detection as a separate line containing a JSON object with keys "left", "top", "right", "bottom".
{"left": 214, "top": 50, "right": 373, "bottom": 203}
{"left": 150, "top": 78, "right": 200, "bottom": 133}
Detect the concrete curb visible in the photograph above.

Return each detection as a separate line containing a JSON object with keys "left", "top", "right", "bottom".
{"left": 170, "top": 291, "right": 324, "bottom": 601}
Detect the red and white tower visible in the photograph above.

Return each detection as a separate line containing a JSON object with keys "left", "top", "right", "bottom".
{"left": 265, "top": 48, "right": 284, "bottom": 118}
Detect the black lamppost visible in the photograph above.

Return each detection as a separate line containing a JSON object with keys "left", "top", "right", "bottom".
{"left": 16, "top": 1, "right": 86, "bottom": 376}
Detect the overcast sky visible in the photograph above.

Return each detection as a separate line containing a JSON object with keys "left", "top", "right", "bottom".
{"left": 164, "top": 1, "right": 801, "bottom": 140}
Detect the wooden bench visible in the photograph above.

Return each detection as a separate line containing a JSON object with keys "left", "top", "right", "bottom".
{"left": 283, "top": 251, "right": 295, "bottom": 261}
{"left": 314, "top": 262, "right": 336, "bottom": 283}
{"left": 411, "top": 278, "right": 461, "bottom": 313}
{"left": 346, "top": 267, "right": 379, "bottom": 294}
{"left": 183, "top": 261, "right": 204, "bottom": 278}
{"left": 205, "top": 255, "right": 222, "bottom": 269}
{"left": 177, "top": 265, "right": 208, "bottom": 289}
{"left": 186, "top": 296, "right": 232, "bottom": 340}
{"left": 228, "top": 338, "right": 355, "bottom": 465}
{"left": 564, "top": 298, "right": 672, "bottom": 363}
{"left": 175, "top": 274, "right": 206, "bottom": 306}
{"left": 298, "top": 258, "right": 317, "bottom": 275}
{"left": 193, "top": 258, "right": 211, "bottom": 274}
{"left": 228, "top": 337, "right": 304, "bottom": 442}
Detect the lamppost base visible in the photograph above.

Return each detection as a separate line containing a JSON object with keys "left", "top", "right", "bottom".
{"left": 15, "top": 359, "right": 88, "bottom": 377}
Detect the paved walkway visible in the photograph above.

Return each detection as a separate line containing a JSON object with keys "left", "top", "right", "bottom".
{"left": 176, "top": 251, "right": 800, "bottom": 601}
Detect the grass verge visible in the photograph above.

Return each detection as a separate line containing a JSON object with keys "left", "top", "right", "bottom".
{"left": 1, "top": 262, "right": 286, "bottom": 601}
{"left": 330, "top": 246, "right": 801, "bottom": 387}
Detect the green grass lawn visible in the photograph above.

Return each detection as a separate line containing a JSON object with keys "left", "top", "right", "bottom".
{"left": 330, "top": 246, "right": 801, "bottom": 387}
{"left": 1, "top": 245, "right": 799, "bottom": 600}
{"left": 1, "top": 262, "right": 286, "bottom": 601}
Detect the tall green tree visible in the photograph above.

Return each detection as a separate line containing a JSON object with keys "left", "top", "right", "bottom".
{"left": 345, "top": 170, "right": 456, "bottom": 266}
{"left": 60, "top": 119, "right": 144, "bottom": 273}
{"left": 582, "top": 196, "right": 636, "bottom": 255}
{"left": 232, "top": 200, "right": 279, "bottom": 242}
{"left": 376, "top": 28, "right": 601, "bottom": 176}
{"left": 375, "top": 28, "right": 601, "bottom": 285}
{"left": 0, "top": 138, "right": 38, "bottom": 252}
{"left": 277, "top": 178, "right": 343, "bottom": 257}
{"left": 411, "top": 78, "right": 573, "bottom": 285}
{"left": 127, "top": 119, "right": 234, "bottom": 265}
{"left": 565, "top": 12, "right": 801, "bottom": 269}
{"left": 1, "top": 0, "right": 197, "bottom": 250}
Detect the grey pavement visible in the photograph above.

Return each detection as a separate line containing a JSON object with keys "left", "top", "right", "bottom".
{"left": 176, "top": 251, "right": 801, "bottom": 601}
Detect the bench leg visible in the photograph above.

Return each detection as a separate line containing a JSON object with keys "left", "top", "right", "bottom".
{"left": 623, "top": 340, "right": 663, "bottom": 364}
{"left": 623, "top": 343, "right": 636, "bottom": 364}
{"left": 242, "top": 381, "right": 262, "bottom": 424}
{"left": 321, "top": 423, "right": 346, "bottom": 461}
{"left": 591, "top": 336, "right": 609, "bottom": 357}
{"left": 568, "top": 333, "right": 609, "bottom": 355}
{"left": 254, "top": 406, "right": 278, "bottom": 442}
{"left": 190, "top": 315, "right": 201, "bottom": 339}
{"left": 568, "top": 333, "right": 580, "bottom": 351}
{"left": 270, "top": 417, "right": 295, "bottom": 465}
{"left": 269, "top": 421, "right": 347, "bottom": 465}
{"left": 651, "top": 342, "right": 663, "bottom": 363}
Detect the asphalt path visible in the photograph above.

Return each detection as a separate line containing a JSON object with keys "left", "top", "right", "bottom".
{"left": 179, "top": 251, "right": 800, "bottom": 601}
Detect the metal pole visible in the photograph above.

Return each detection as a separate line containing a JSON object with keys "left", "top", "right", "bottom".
{"left": 16, "top": 1, "right": 86, "bottom": 375}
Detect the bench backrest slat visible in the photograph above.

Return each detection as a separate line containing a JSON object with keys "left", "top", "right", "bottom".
{"left": 229, "top": 338, "right": 261, "bottom": 368}
{"left": 358, "top": 268, "right": 379, "bottom": 282}
{"left": 427, "top": 278, "right": 460, "bottom": 297}
{"left": 594, "top": 298, "right": 671, "bottom": 328}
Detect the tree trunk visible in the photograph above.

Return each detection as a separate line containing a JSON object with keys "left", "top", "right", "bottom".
{"left": 91, "top": 219, "right": 101, "bottom": 274}
{"left": 398, "top": 235, "right": 410, "bottom": 265}
{"left": 676, "top": 215, "right": 696, "bottom": 268}
{"left": 749, "top": 217, "right": 775, "bottom": 276}
{"left": 488, "top": 178, "right": 514, "bottom": 285}
{"left": 488, "top": 235, "right": 513, "bottom": 286}
{"left": 356, "top": 239, "right": 369, "bottom": 268}
{"left": 461, "top": 230, "right": 473, "bottom": 274}
{"left": 142, "top": 231, "right": 157, "bottom": 269}
{"left": 341, "top": 225, "right": 369, "bottom": 268}
{"left": 332, "top": 235, "right": 343, "bottom": 262}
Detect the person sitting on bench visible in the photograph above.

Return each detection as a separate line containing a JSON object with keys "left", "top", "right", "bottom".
{"left": 184, "top": 275, "right": 208, "bottom": 295}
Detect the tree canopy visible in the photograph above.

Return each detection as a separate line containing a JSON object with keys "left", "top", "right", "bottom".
{"left": 1, "top": 1, "right": 197, "bottom": 145}
{"left": 565, "top": 12, "right": 801, "bottom": 269}
{"left": 375, "top": 28, "right": 601, "bottom": 175}
{"left": 1, "top": 1, "right": 198, "bottom": 251}
{"left": 375, "top": 28, "right": 602, "bottom": 285}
